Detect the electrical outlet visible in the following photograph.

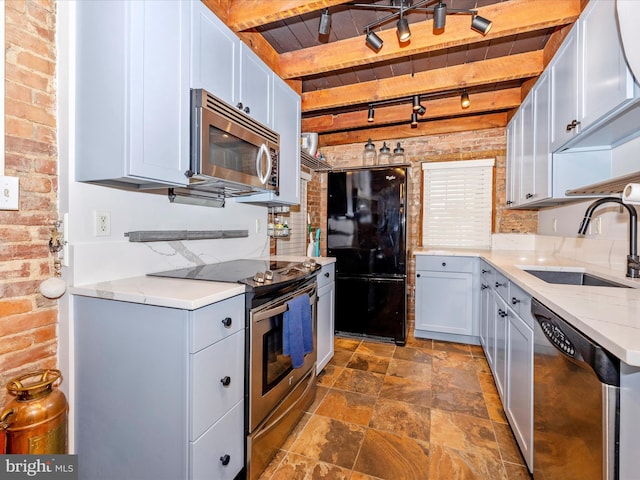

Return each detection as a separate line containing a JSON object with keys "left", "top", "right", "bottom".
{"left": 0, "top": 175, "right": 19, "bottom": 210}
{"left": 94, "top": 211, "right": 111, "bottom": 237}
{"left": 595, "top": 216, "right": 602, "bottom": 235}
{"left": 255, "top": 219, "right": 261, "bottom": 233}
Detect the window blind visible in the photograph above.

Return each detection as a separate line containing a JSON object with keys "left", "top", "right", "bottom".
{"left": 422, "top": 159, "right": 494, "bottom": 249}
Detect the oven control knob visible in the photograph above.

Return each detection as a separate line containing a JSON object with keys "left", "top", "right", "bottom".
{"left": 220, "top": 376, "right": 231, "bottom": 387}
{"left": 303, "top": 258, "right": 317, "bottom": 269}
{"left": 254, "top": 271, "right": 265, "bottom": 283}
{"left": 264, "top": 269, "right": 274, "bottom": 281}
{"left": 220, "top": 454, "right": 231, "bottom": 466}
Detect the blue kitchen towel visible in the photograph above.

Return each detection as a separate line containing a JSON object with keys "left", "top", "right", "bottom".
{"left": 283, "top": 293, "right": 312, "bottom": 368}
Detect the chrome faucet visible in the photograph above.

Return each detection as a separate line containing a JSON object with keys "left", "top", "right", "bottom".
{"left": 578, "top": 197, "right": 640, "bottom": 278}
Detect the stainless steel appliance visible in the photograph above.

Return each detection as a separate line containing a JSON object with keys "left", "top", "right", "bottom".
{"left": 149, "top": 258, "right": 319, "bottom": 480}
{"left": 186, "top": 89, "right": 279, "bottom": 197}
{"left": 327, "top": 166, "right": 407, "bottom": 344}
{"left": 531, "top": 298, "right": 620, "bottom": 480}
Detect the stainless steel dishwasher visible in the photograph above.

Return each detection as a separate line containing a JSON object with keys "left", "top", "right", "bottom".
{"left": 531, "top": 298, "right": 620, "bottom": 480}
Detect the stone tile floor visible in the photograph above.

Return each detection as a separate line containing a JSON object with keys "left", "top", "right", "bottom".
{"left": 258, "top": 335, "right": 532, "bottom": 480}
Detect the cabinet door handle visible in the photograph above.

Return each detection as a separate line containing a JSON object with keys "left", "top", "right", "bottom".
{"left": 481, "top": 284, "right": 488, "bottom": 290}
{"left": 498, "top": 309, "right": 507, "bottom": 318}
{"left": 220, "top": 376, "right": 231, "bottom": 387}
{"left": 525, "top": 193, "right": 534, "bottom": 199}
{"left": 506, "top": 200, "right": 513, "bottom": 205}
{"left": 236, "top": 102, "right": 243, "bottom": 110}
{"left": 220, "top": 454, "right": 231, "bottom": 466}
{"left": 221, "top": 317, "right": 232, "bottom": 328}
{"left": 481, "top": 269, "right": 490, "bottom": 274}
{"left": 441, "top": 262, "right": 447, "bottom": 267}
{"left": 566, "top": 119, "right": 581, "bottom": 131}
{"left": 511, "top": 297, "right": 521, "bottom": 305}
{"left": 324, "top": 272, "right": 330, "bottom": 278}
{"left": 495, "top": 281, "right": 505, "bottom": 288}
{"left": 416, "top": 273, "right": 421, "bottom": 278}
{"left": 244, "top": 106, "right": 251, "bottom": 114}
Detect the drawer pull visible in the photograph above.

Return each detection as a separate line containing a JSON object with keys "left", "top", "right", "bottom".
{"left": 481, "top": 269, "right": 490, "bottom": 274}
{"left": 441, "top": 262, "right": 446, "bottom": 267}
{"left": 495, "top": 281, "right": 505, "bottom": 288}
{"left": 416, "top": 273, "right": 421, "bottom": 278}
{"left": 511, "top": 297, "right": 521, "bottom": 305}
{"left": 566, "top": 119, "right": 581, "bottom": 131}
{"left": 498, "top": 309, "right": 507, "bottom": 318}
{"left": 324, "top": 272, "right": 330, "bottom": 278}
{"left": 220, "top": 376, "right": 231, "bottom": 387}
{"left": 481, "top": 284, "right": 488, "bottom": 290}
{"left": 220, "top": 454, "right": 231, "bottom": 466}
{"left": 221, "top": 317, "right": 233, "bottom": 328}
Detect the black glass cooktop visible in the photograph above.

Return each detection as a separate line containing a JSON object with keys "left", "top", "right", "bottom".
{"left": 148, "top": 259, "right": 313, "bottom": 286}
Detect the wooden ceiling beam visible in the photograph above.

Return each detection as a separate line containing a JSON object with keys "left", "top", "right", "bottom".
{"left": 226, "top": 0, "right": 352, "bottom": 32}
{"left": 279, "top": 0, "right": 580, "bottom": 79}
{"left": 302, "top": 87, "right": 522, "bottom": 133}
{"left": 318, "top": 112, "right": 508, "bottom": 147}
{"left": 302, "top": 51, "right": 543, "bottom": 113}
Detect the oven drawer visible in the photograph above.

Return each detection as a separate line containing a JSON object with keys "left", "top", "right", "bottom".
{"left": 190, "top": 294, "right": 245, "bottom": 353}
{"left": 190, "top": 329, "right": 245, "bottom": 440}
{"left": 190, "top": 399, "right": 244, "bottom": 480}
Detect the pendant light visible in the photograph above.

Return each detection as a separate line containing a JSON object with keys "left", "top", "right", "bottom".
{"left": 461, "top": 89, "right": 470, "bottom": 108}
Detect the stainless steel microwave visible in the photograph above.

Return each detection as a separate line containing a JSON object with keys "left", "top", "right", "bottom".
{"left": 187, "top": 89, "right": 279, "bottom": 196}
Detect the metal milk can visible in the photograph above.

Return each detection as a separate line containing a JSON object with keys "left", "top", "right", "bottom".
{"left": 0, "top": 369, "right": 68, "bottom": 453}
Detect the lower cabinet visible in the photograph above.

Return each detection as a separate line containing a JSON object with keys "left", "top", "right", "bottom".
{"left": 480, "top": 267, "right": 534, "bottom": 473}
{"left": 415, "top": 255, "right": 479, "bottom": 343}
{"left": 316, "top": 263, "right": 335, "bottom": 374}
{"left": 74, "top": 294, "right": 245, "bottom": 480}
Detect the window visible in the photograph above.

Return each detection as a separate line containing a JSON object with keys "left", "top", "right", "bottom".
{"left": 421, "top": 159, "right": 494, "bottom": 249}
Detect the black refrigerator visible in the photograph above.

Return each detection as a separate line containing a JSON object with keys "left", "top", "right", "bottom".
{"left": 327, "top": 167, "right": 407, "bottom": 345}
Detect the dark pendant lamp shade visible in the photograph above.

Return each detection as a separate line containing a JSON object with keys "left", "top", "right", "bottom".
{"left": 434, "top": 2, "right": 447, "bottom": 30}
{"left": 471, "top": 15, "right": 492, "bottom": 35}
{"left": 396, "top": 16, "right": 411, "bottom": 42}
{"left": 319, "top": 9, "right": 331, "bottom": 35}
{"left": 411, "top": 112, "right": 419, "bottom": 128}
{"left": 367, "top": 106, "right": 375, "bottom": 122}
{"left": 366, "top": 30, "right": 384, "bottom": 51}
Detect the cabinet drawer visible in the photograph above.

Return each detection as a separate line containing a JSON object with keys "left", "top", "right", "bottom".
{"left": 416, "top": 255, "right": 475, "bottom": 273}
{"left": 191, "top": 294, "right": 245, "bottom": 353}
{"left": 190, "top": 330, "right": 244, "bottom": 440}
{"left": 493, "top": 271, "right": 509, "bottom": 301}
{"left": 317, "top": 263, "right": 335, "bottom": 289}
{"left": 508, "top": 282, "right": 531, "bottom": 320}
{"left": 190, "top": 400, "right": 244, "bottom": 480}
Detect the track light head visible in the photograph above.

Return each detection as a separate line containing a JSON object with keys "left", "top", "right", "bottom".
{"left": 417, "top": 104, "right": 426, "bottom": 115}
{"left": 471, "top": 14, "right": 492, "bottom": 35}
{"left": 367, "top": 106, "right": 375, "bottom": 123}
{"left": 434, "top": 2, "right": 447, "bottom": 30}
{"left": 318, "top": 9, "right": 331, "bottom": 35}
{"left": 461, "top": 89, "right": 470, "bottom": 108}
{"left": 411, "top": 112, "right": 419, "bottom": 128}
{"left": 365, "top": 30, "right": 384, "bottom": 51}
{"left": 412, "top": 95, "right": 421, "bottom": 111}
{"left": 396, "top": 16, "right": 411, "bottom": 42}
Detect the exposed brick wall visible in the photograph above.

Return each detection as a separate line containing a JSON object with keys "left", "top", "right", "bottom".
{"left": 1, "top": 0, "right": 58, "bottom": 408}
{"left": 308, "top": 128, "right": 537, "bottom": 333}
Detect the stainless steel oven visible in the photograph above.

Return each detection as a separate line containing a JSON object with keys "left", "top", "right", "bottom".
{"left": 246, "top": 277, "right": 317, "bottom": 480}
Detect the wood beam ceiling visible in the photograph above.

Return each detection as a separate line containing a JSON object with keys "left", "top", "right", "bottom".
{"left": 302, "top": 87, "right": 521, "bottom": 133}
{"left": 226, "top": 0, "right": 352, "bottom": 32}
{"left": 302, "top": 51, "right": 544, "bottom": 113}
{"left": 278, "top": 0, "right": 580, "bottom": 79}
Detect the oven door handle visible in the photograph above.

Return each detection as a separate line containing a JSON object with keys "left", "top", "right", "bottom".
{"left": 253, "top": 291, "right": 317, "bottom": 324}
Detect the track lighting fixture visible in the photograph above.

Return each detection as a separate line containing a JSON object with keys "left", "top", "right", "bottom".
{"left": 365, "top": 30, "right": 384, "bottom": 51}
{"left": 433, "top": 2, "right": 447, "bottom": 30}
{"left": 367, "top": 106, "right": 375, "bottom": 122}
{"left": 471, "top": 14, "right": 492, "bottom": 35}
{"left": 411, "top": 112, "right": 419, "bottom": 128}
{"left": 413, "top": 95, "right": 426, "bottom": 115}
{"left": 318, "top": 8, "right": 331, "bottom": 35}
{"left": 396, "top": 11, "right": 411, "bottom": 42}
{"left": 461, "top": 89, "right": 470, "bottom": 108}
{"left": 357, "top": 0, "right": 493, "bottom": 51}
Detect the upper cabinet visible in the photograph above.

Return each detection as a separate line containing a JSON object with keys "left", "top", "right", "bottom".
{"left": 76, "top": 1, "right": 302, "bottom": 205}
{"left": 75, "top": 0, "right": 191, "bottom": 188}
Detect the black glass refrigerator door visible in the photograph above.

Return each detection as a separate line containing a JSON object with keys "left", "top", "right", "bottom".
{"left": 327, "top": 168, "right": 406, "bottom": 276}
{"left": 334, "top": 276, "right": 406, "bottom": 345}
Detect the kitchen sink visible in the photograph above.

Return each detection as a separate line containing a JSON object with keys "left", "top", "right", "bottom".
{"left": 522, "top": 269, "right": 630, "bottom": 288}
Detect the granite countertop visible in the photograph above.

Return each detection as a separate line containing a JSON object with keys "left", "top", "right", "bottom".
{"left": 415, "top": 248, "right": 640, "bottom": 366}
{"left": 69, "top": 256, "right": 335, "bottom": 311}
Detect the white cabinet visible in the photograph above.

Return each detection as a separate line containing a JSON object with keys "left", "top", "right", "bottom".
{"left": 316, "top": 263, "right": 335, "bottom": 374}
{"left": 531, "top": 72, "right": 552, "bottom": 202}
{"left": 480, "top": 267, "right": 534, "bottom": 473}
{"left": 238, "top": 44, "right": 273, "bottom": 127}
{"left": 191, "top": 0, "right": 239, "bottom": 105}
{"left": 74, "top": 294, "right": 246, "bottom": 480}
{"left": 75, "top": 0, "right": 191, "bottom": 188}
{"left": 414, "top": 256, "right": 479, "bottom": 343}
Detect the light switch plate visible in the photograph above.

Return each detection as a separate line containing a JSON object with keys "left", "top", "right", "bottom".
{"left": 0, "top": 176, "right": 19, "bottom": 210}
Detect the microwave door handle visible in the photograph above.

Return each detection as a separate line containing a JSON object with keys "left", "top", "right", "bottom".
{"left": 256, "top": 144, "right": 271, "bottom": 185}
